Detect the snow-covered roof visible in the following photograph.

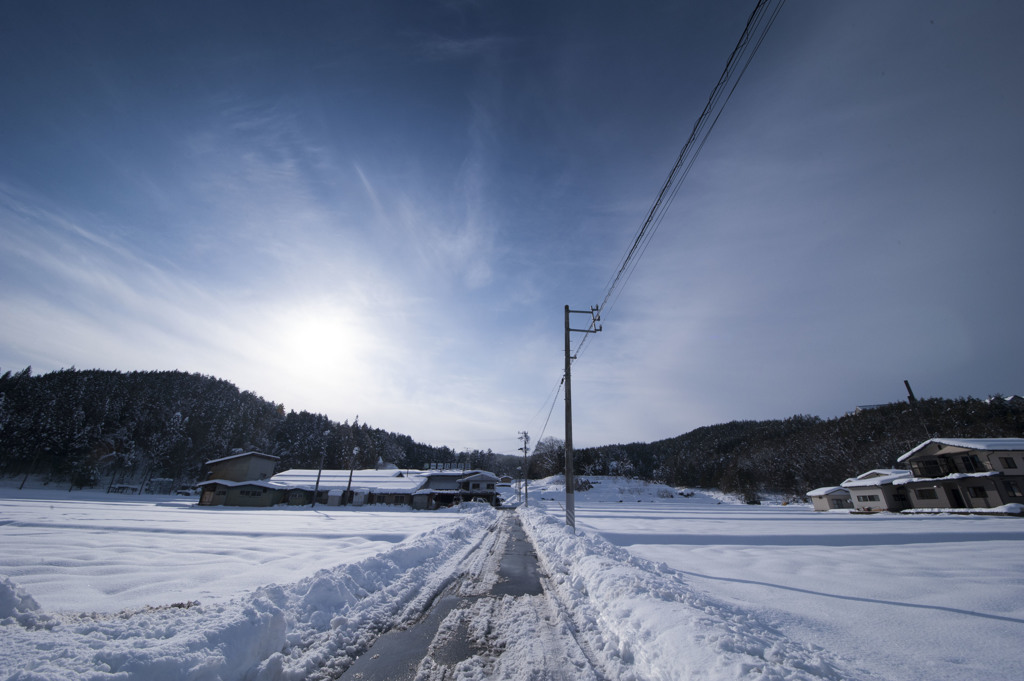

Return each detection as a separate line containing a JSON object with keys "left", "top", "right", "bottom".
{"left": 204, "top": 451, "right": 280, "bottom": 466}
{"left": 421, "top": 469, "right": 496, "bottom": 480}
{"left": 458, "top": 471, "right": 500, "bottom": 482}
{"left": 897, "top": 438, "right": 1024, "bottom": 462}
{"left": 841, "top": 470, "right": 912, "bottom": 488}
{"left": 806, "top": 486, "right": 849, "bottom": 497}
{"left": 270, "top": 468, "right": 428, "bottom": 493}
{"left": 893, "top": 471, "right": 1002, "bottom": 486}
{"left": 195, "top": 479, "right": 288, "bottom": 490}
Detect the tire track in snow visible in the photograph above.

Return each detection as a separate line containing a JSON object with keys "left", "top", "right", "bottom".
{"left": 338, "top": 512, "right": 604, "bottom": 681}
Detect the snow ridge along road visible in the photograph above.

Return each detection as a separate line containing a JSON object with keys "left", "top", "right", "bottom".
{"left": 520, "top": 506, "right": 858, "bottom": 681}
{"left": 339, "top": 510, "right": 601, "bottom": 681}
{"left": 1, "top": 504, "right": 500, "bottom": 681}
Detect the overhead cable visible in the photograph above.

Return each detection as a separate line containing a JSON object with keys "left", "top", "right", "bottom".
{"left": 597, "top": 0, "right": 787, "bottom": 325}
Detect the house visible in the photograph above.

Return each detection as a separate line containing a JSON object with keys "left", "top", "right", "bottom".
{"left": 840, "top": 469, "right": 912, "bottom": 512}
{"left": 195, "top": 479, "right": 287, "bottom": 507}
{"left": 197, "top": 452, "right": 284, "bottom": 506}
{"left": 894, "top": 438, "right": 1024, "bottom": 510}
{"left": 411, "top": 470, "right": 501, "bottom": 509}
{"left": 806, "top": 486, "right": 853, "bottom": 511}
{"left": 203, "top": 451, "right": 279, "bottom": 483}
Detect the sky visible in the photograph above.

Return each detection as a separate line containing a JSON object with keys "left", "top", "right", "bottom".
{"left": 1, "top": 1, "right": 1022, "bottom": 453}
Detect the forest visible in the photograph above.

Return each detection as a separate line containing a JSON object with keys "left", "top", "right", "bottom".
{"left": 554, "top": 395, "right": 1024, "bottom": 500}
{"left": 2, "top": 367, "right": 1022, "bottom": 497}
{"left": 0, "top": 367, "right": 517, "bottom": 490}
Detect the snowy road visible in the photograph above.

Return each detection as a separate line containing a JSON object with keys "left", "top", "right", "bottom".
{"left": 338, "top": 511, "right": 601, "bottom": 681}
{"left": 3, "top": 484, "right": 923, "bottom": 680}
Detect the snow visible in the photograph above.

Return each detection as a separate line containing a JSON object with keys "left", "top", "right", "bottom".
{"left": 0, "top": 486, "right": 460, "bottom": 613}
{"left": 205, "top": 451, "right": 280, "bottom": 465}
{"left": 897, "top": 437, "right": 1024, "bottom": 461}
{"left": 0, "top": 485, "right": 495, "bottom": 680}
{"left": 805, "top": 486, "right": 846, "bottom": 497}
{"left": 269, "top": 468, "right": 424, "bottom": 492}
{"left": 839, "top": 469, "right": 911, "bottom": 487}
{"left": 532, "top": 478, "right": 1024, "bottom": 681}
{"left": 2, "top": 478, "right": 1022, "bottom": 680}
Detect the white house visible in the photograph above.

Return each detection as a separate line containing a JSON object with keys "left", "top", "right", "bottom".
{"left": 895, "top": 438, "right": 1024, "bottom": 510}
{"left": 806, "top": 486, "right": 852, "bottom": 511}
{"left": 840, "top": 469, "right": 912, "bottom": 512}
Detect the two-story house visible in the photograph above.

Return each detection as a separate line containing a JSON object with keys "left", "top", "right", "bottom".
{"left": 895, "top": 438, "right": 1024, "bottom": 510}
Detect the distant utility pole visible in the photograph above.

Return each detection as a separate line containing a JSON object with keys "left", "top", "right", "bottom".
{"left": 564, "top": 304, "right": 601, "bottom": 529}
{"left": 344, "top": 446, "right": 359, "bottom": 505}
{"left": 312, "top": 429, "right": 330, "bottom": 508}
{"left": 518, "top": 431, "right": 530, "bottom": 506}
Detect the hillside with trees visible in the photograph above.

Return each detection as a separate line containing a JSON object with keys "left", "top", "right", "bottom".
{"left": 536, "top": 396, "right": 1024, "bottom": 500}
{"left": 4, "top": 367, "right": 1021, "bottom": 499}
{"left": 0, "top": 367, "right": 516, "bottom": 490}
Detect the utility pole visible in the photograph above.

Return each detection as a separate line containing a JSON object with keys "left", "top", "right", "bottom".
{"left": 518, "top": 431, "right": 530, "bottom": 506}
{"left": 312, "top": 429, "right": 329, "bottom": 508}
{"left": 344, "top": 446, "right": 359, "bottom": 505}
{"left": 564, "top": 304, "right": 601, "bottom": 529}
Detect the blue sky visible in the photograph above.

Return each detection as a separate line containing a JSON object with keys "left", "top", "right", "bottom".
{"left": 2, "top": 1, "right": 1022, "bottom": 452}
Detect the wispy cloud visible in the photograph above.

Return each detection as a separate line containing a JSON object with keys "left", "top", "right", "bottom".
{"left": 418, "top": 34, "right": 513, "bottom": 61}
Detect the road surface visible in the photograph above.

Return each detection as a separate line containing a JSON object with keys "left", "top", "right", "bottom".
{"left": 336, "top": 511, "right": 603, "bottom": 680}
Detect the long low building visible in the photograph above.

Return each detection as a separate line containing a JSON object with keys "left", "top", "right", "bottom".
{"left": 196, "top": 461, "right": 502, "bottom": 509}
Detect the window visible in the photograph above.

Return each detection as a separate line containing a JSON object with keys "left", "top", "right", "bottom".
{"left": 911, "top": 459, "right": 950, "bottom": 478}
{"left": 856, "top": 495, "right": 880, "bottom": 502}
{"left": 915, "top": 488, "right": 938, "bottom": 500}
{"left": 471, "top": 483, "right": 480, "bottom": 490}
{"left": 1005, "top": 481, "right": 1023, "bottom": 498}
{"left": 960, "top": 455, "right": 984, "bottom": 473}
{"left": 967, "top": 486, "right": 987, "bottom": 499}
{"left": 1000, "top": 457, "right": 1018, "bottom": 469}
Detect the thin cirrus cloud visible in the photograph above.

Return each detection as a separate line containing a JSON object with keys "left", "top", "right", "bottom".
{"left": 1, "top": 1, "right": 1022, "bottom": 453}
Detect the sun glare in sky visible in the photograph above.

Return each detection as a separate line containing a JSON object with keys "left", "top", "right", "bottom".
{"left": 1, "top": 1, "right": 1022, "bottom": 451}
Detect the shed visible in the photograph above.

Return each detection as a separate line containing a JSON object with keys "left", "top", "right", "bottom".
{"left": 806, "top": 486, "right": 852, "bottom": 511}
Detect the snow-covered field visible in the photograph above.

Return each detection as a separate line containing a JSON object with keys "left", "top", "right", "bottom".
{"left": 533, "top": 477, "right": 1024, "bottom": 681}
{"left": 2, "top": 478, "right": 1022, "bottom": 680}
{"left": 0, "top": 487, "right": 462, "bottom": 613}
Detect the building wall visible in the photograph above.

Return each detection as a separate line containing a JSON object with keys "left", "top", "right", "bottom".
{"left": 849, "top": 486, "right": 888, "bottom": 512}
{"left": 810, "top": 497, "right": 831, "bottom": 512}
{"left": 905, "top": 483, "right": 952, "bottom": 510}
{"left": 224, "top": 485, "right": 279, "bottom": 507}
{"left": 207, "top": 456, "right": 276, "bottom": 482}
{"left": 199, "top": 485, "right": 227, "bottom": 506}
{"left": 810, "top": 495, "right": 852, "bottom": 511}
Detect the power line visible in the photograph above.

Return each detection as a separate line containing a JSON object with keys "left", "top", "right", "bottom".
{"left": 524, "top": 0, "right": 787, "bottom": 454}
{"left": 598, "top": 0, "right": 787, "bottom": 322}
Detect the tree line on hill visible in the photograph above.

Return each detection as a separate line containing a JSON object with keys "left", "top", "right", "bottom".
{"left": 531, "top": 396, "right": 1024, "bottom": 500}
{"left": 3, "top": 367, "right": 1021, "bottom": 498}
{"left": 0, "top": 368, "right": 519, "bottom": 490}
